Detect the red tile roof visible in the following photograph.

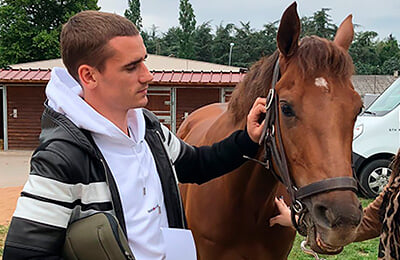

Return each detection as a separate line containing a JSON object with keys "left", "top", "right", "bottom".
{"left": 150, "top": 70, "right": 246, "bottom": 86}
{"left": 0, "top": 69, "right": 51, "bottom": 83}
{"left": 0, "top": 69, "right": 246, "bottom": 86}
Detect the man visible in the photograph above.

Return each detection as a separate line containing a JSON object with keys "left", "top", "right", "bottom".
{"left": 4, "top": 11, "right": 266, "bottom": 259}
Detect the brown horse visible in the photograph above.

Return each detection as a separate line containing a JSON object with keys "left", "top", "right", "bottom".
{"left": 178, "top": 3, "right": 363, "bottom": 260}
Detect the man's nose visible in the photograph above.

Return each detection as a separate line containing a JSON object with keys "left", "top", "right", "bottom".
{"left": 139, "top": 63, "right": 153, "bottom": 83}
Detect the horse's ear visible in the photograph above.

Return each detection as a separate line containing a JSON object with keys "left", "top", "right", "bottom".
{"left": 334, "top": 15, "right": 354, "bottom": 51}
{"left": 277, "top": 2, "right": 300, "bottom": 57}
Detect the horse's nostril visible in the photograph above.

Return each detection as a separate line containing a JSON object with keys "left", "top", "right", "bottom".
{"left": 314, "top": 204, "right": 332, "bottom": 228}
{"left": 313, "top": 201, "right": 363, "bottom": 229}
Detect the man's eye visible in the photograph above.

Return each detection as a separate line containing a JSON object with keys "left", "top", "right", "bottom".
{"left": 280, "top": 103, "right": 296, "bottom": 117}
{"left": 126, "top": 66, "right": 137, "bottom": 72}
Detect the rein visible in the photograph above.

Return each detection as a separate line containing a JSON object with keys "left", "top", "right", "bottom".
{"left": 253, "top": 57, "right": 359, "bottom": 236}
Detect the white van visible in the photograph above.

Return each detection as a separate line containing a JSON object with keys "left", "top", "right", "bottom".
{"left": 352, "top": 78, "right": 400, "bottom": 198}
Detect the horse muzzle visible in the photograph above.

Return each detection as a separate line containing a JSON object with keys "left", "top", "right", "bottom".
{"left": 302, "top": 190, "right": 363, "bottom": 255}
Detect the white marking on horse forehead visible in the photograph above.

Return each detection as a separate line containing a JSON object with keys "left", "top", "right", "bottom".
{"left": 315, "top": 77, "right": 329, "bottom": 91}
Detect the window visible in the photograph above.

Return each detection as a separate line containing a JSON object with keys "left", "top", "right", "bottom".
{"left": 366, "top": 78, "right": 400, "bottom": 116}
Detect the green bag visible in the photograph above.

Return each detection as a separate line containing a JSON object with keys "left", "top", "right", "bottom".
{"left": 63, "top": 212, "right": 135, "bottom": 260}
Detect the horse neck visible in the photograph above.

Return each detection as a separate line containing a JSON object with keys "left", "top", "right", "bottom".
{"left": 224, "top": 157, "right": 281, "bottom": 220}
{"left": 218, "top": 112, "right": 279, "bottom": 200}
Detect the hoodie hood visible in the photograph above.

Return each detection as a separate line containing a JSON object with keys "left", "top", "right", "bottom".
{"left": 46, "top": 67, "right": 145, "bottom": 145}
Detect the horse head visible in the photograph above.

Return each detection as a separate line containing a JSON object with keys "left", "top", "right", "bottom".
{"left": 270, "top": 2, "right": 363, "bottom": 254}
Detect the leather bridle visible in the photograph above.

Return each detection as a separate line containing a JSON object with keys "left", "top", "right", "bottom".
{"left": 252, "top": 57, "right": 358, "bottom": 235}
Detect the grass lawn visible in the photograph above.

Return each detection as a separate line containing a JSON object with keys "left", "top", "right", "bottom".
{"left": 288, "top": 232, "right": 379, "bottom": 259}
{"left": 0, "top": 225, "right": 8, "bottom": 257}
{"left": 0, "top": 198, "right": 379, "bottom": 258}
{"left": 288, "top": 197, "right": 379, "bottom": 259}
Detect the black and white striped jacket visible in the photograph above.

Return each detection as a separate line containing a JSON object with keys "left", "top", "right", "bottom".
{"left": 4, "top": 106, "right": 258, "bottom": 259}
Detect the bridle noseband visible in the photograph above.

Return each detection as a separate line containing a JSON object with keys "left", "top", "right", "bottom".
{"left": 253, "top": 57, "right": 358, "bottom": 235}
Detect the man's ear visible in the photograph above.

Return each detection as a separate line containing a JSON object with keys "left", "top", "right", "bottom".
{"left": 78, "top": 65, "right": 98, "bottom": 90}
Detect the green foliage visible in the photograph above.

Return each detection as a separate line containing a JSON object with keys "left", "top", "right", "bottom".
{"left": 349, "top": 31, "right": 380, "bottom": 74}
{"left": 193, "top": 22, "right": 213, "bottom": 62}
{"left": 144, "top": 6, "right": 399, "bottom": 73}
{"left": 1, "top": 2, "right": 399, "bottom": 75}
{"left": 0, "top": 0, "right": 99, "bottom": 68}
{"left": 305, "top": 8, "right": 337, "bottom": 40}
{"left": 179, "top": 0, "right": 196, "bottom": 36}
{"left": 124, "top": 0, "right": 142, "bottom": 31}
{"left": 142, "top": 25, "right": 161, "bottom": 55}
{"left": 347, "top": 31, "right": 400, "bottom": 74}
{"left": 300, "top": 8, "right": 337, "bottom": 40}
{"left": 288, "top": 233, "right": 379, "bottom": 260}
{"left": 381, "top": 56, "right": 400, "bottom": 75}
{"left": 211, "top": 23, "right": 235, "bottom": 65}
{"left": 178, "top": 0, "right": 196, "bottom": 59}
{"left": 160, "top": 27, "right": 182, "bottom": 57}
{"left": 0, "top": 225, "right": 8, "bottom": 256}
{"left": 232, "top": 21, "right": 277, "bottom": 67}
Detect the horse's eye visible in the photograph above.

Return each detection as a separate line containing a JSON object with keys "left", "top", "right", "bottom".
{"left": 280, "top": 103, "right": 295, "bottom": 117}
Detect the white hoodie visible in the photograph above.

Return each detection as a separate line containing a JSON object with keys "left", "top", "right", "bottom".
{"left": 46, "top": 67, "right": 169, "bottom": 260}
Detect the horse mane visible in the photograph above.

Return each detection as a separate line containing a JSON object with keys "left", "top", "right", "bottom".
{"left": 296, "top": 36, "right": 354, "bottom": 80}
{"left": 227, "top": 35, "right": 354, "bottom": 124}
{"left": 228, "top": 51, "right": 279, "bottom": 123}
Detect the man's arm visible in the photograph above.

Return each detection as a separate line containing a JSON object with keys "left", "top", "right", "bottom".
{"left": 3, "top": 144, "right": 77, "bottom": 259}
{"left": 353, "top": 189, "right": 384, "bottom": 242}
{"left": 173, "top": 128, "right": 259, "bottom": 184}
{"left": 163, "top": 98, "right": 266, "bottom": 184}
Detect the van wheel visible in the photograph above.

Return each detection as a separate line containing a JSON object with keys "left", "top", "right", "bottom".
{"left": 359, "top": 159, "right": 392, "bottom": 198}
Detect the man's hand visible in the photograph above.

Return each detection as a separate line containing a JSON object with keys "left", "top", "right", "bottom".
{"left": 247, "top": 97, "right": 267, "bottom": 143}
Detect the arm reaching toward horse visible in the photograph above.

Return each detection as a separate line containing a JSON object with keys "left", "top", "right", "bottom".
{"left": 269, "top": 197, "right": 297, "bottom": 229}
{"left": 353, "top": 191, "right": 383, "bottom": 242}
{"left": 160, "top": 98, "right": 267, "bottom": 184}
{"left": 269, "top": 189, "right": 383, "bottom": 238}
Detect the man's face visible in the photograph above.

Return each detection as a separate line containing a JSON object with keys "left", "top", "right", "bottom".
{"left": 94, "top": 35, "right": 153, "bottom": 112}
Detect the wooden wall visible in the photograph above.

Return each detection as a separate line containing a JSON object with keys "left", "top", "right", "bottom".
{"left": 0, "top": 89, "right": 3, "bottom": 139}
{"left": 7, "top": 86, "right": 46, "bottom": 150}
{"left": 3, "top": 85, "right": 230, "bottom": 150}
{"left": 176, "top": 88, "right": 220, "bottom": 130}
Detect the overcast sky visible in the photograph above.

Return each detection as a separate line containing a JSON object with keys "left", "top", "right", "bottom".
{"left": 97, "top": 0, "right": 400, "bottom": 41}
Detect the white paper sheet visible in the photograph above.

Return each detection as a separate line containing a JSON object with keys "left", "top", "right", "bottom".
{"left": 161, "top": 227, "right": 197, "bottom": 260}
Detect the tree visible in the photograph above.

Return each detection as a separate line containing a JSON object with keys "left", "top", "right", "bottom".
{"left": 376, "top": 35, "right": 400, "bottom": 75}
{"left": 261, "top": 21, "right": 279, "bottom": 55}
{"left": 142, "top": 25, "right": 161, "bottom": 55}
{"left": 377, "top": 34, "right": 400, "bottom": 64}
{"left": 211, "top": 23, "right": 235, "bottom": 65}
{"left": 232, "top": 21, "right": 277, "bottom": 68}
{"left": 0, "top": 0, "right": 99, "bottom": 68}
{"left": 301, "top": 8, "right": 337, "bottom": 39}
{"left": 178, "top": 0, "right": 196, "bottom": 59}
{"left": 124, "top": 0, "right": 142, "bottom": 31}
{"left": 349, "top": 31, "right": 380, "bottom": 74}
{"left": 381, "top": 56, "right": 400, "bottom": 75}
{"left": 192, "top": 22, "right": 213, "bottom": 62}
{"left": 160, "top": 27, "right": 182, "bottom": 57}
